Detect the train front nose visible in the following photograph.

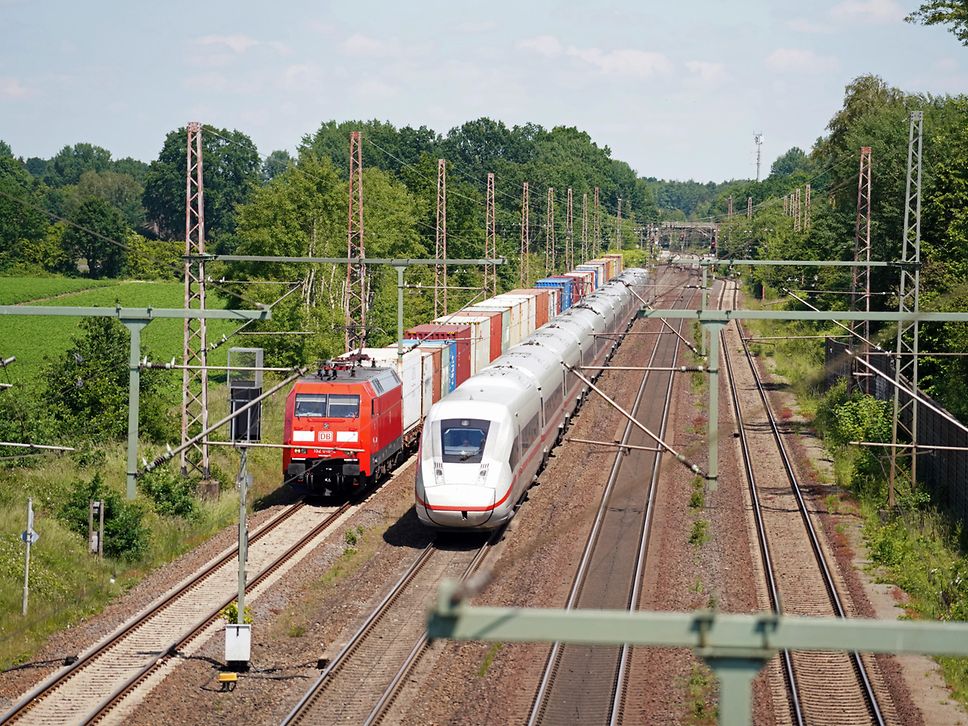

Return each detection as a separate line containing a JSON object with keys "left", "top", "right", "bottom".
{"left": 416, "top": 483, "right": 495, "bottom": 528}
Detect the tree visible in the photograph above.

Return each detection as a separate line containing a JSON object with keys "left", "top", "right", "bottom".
{"left": 44, "top": 317, "right": 170, "bottom": 442}
{"left": 43, "top": 143, "right": 113, "bottom": 187}
{"left": 142, "top": 126, "right": 260, "bottom": 246}
{"left": 262, "top": 149, "right": 293, "bottom": 182}
{"left": 769, "top": 147, "right": 808, "bottom": 178}
{"left": 74, "top": 170, "right": 146, "bottom": 229}
{"left": 906, "top": 1, "right": 968, "bottom": 45}
{"left": 0, "top": 149, "right": 48, "bottom": 270}
{"left": 60, "top": 474, "right": 149, "bottom": 560}
{"left": 61, "top": 197, "right": 128, "bottom": 277}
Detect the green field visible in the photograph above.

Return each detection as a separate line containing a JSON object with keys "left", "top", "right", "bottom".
{"left": 0, "top": 277, "right": 117, "bottom": 305}
{"left": 0, "top": 279, "right": 239, "bottom": 385}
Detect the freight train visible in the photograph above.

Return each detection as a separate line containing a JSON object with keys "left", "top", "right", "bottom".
{"left": 415, "top": 267, "right": 648, "bottom": 529}
{"left": 282, "top": 255, "right": 627, "bottom": 497}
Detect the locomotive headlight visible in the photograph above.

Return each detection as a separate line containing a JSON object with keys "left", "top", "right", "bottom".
{"left": 294, "top": 448, "right": 307, "bottom": 455}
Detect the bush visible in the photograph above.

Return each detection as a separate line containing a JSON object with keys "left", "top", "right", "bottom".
{"left": 58, "top": 473, "right": 149, "bottom": 560}
{"left": 138, "top": 467, "right": 199, "bottom": 519}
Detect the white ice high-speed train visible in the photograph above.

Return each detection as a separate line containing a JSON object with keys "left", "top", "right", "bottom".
{"left": 415, "top": 268, "right": 650, "bottom": 530}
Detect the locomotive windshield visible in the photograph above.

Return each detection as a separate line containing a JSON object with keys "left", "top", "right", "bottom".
{"left": 440, "top": 418, "right": 490, "bottom": 463}
{"left": 294, "top": 393, "right": 360, "bottom": 418}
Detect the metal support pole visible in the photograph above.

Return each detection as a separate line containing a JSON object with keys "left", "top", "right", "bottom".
{"left": 237, "top": 446, "right": 248, "bottom": 624}
{"left": 395, "top": 265, "right": 406, "bottom": 358}
{"left": 22, "top": 498, "right": 32, "bottom": 617}
{"left": 706, "top": 322, "right": 724, "bottom": 486}
{"left": 705, "top": 656, "right": 767, "bottom": 726}
{"left": 124, "top": 320, "right": 148, "bottom": 500}
{"left": 701, "top": 265, "right": 709, "bottom": 355}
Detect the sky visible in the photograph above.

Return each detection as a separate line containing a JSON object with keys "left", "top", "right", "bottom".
{"left": 1, "top": 0, "right": 964, "bottom": 182}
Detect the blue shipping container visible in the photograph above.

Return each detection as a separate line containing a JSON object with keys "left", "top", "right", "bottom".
{"left": 576, "top": 265, "right": 600, "bottom": 289}
{"left": 535, "top": 278, "right": 572, "bottom": 310}
{"left": 410, "top": 339, "right": 457, "bottom": 392}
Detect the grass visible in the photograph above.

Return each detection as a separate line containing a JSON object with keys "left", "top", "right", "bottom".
{"left": 477, "top": 642, "right": 503, "bottom": 677}
{"left": 684, "top": 662, "right": 717, "bottom": 725}
{"left": 689, "top": 519, "right": 710, "bottom": 547}
{"left": 689, "top": 477, "right": 705, "bottom": 510}
{"left": 0, "top": 275, "right": 116, "bottom": 305}
{"left": 0, "top": 279, "right": 237, "bottom": 385}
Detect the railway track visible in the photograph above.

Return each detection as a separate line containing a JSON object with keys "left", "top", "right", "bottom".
{"left": 0, "top": 460, "right": 415, "bottom": 725}
{"left": 281, "top": 531, "right": 498, "bottom": 725}
{"left": 719, "top": 278, "right": 892, "bottom": 725}
{"left": 527, "top": 268, "right": 696, "bottom": 725}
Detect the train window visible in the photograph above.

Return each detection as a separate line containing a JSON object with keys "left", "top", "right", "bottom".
{"left": 509, "top": 434, "right": 521, "bottom": 470}
{"left": 520, "top": 413, "right": 540, "bottom": 451}
{"left": 440, "top": 418, "right": 491, "bottom": 464}
{"left": 295, "top": 394, "right": 327, "bottom": 417}
{"left": 328, "top": 394, "right": 360, "bottom": 418}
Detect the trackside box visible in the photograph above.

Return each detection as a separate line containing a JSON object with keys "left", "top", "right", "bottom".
{"left": 405, "top": 323, "right": 471, "bottom": 386}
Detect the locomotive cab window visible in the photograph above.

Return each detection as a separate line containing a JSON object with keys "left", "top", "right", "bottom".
{"left": 440, "top": 418, "right": 491, "bottom": 463}
{"left": 328, "top": 394, "right": 360, "bottom": 418}
{"left": 295, "top": 393, "right": 327, "bottom": 417}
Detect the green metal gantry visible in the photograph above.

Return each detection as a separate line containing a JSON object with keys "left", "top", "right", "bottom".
{"left": 427, "top": 580, "right": 968, "bottom": 726}
{"left": 0, "top": 305, "right": 270, "bottom": 499}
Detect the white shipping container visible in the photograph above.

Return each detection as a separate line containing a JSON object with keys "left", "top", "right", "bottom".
{"left": 418, "top": 350, "right": 434, "bottom": 416}
{"left": 489, "top": 295, "right": 526, "bottom": 346}
{"left": 437, "top": 314, "right": 491, "bottom": 375}
{"left": 357, "top": 347, "right": 424, "bottom": 433}
{"left": 546, "top": 288, "right": 560, "bottom": 318}
{"left": 497, "top": 293, "right": 536, "bottom": 338}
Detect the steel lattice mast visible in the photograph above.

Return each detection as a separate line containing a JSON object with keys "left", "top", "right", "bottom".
{"left": 727, "top": 195, "right": 734, "bottom": 220}
{"left": 804, "top": 183, "right": 812, "bottom": 230}
{"left": 545, "top": 187, "right": 555, "bottom": 274}
{"left": 180, "top": 121, "right": 209, "bottom": 478}
{"left": 434, "top": 159, "right": 447, "bottom": 316}
{"left": 794, "top": 188, "right": 802, "bottom": 232}
{"left": 747, "top": 196, "right": 752, "bottom": 219}
{"left": 485, "top": 172, "right": 497, "bottom": 296}
{"left": 615, "top": 197, "right": 622, "bottom": 249}
{"left": 344, "top": 131, "right": 366, "bottom": 351}
{"left": 581, "top": 192, "right": 589, "bottom": 263}
{"left": 565, "top": 187, "right": 574, "bottom": 270}
{"left": 593, "top": 187, "right": 601, "bottom": 256}
{"left": 520, "top": 181, "right": 530, "bottom": 286}
{"left": 889, "top": 112, "right": 924, "bottom": 508}
{"left": 851, "top": 146, "right": 873, "bottom": 392}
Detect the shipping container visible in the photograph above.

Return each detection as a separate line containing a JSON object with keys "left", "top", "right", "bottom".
{"left": 463, "top": 306, "right": 507, "bottom": 360}
{"left": 440, "top": 314, "right": 491, "bottom": 373}
{"left": 509, "top": 289, "right": 551, "bottom": 328}
{"left": 486, "top": 294, "right": 526, "bottom": 346}
{"left": 564, "top": 270, "right": 594, "bottom": 299}
{"left": 413, "top": 343, "right": 442, "bottom": 403}
{"left": 604, "top": 253, "right": 624, "bottom": 277}
{"left": 417, "top": 339, "right": 456, "bottom": 392}
{"left": 551, "top": 275, "right": 581, "bottom": 305}
{"left": 536, "top": 277, "right": 571, "bottom": 311}
{"left": 492, "top": 293, "right": 536, "bottom": 340}
{"left": 405, "top": 323, "right": 471, "bottom": 386}
{"left": 354, "top": 347, "right": 424, "bottom": 433}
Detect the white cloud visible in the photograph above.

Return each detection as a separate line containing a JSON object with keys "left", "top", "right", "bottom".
{"left": 195, "top": 34, "right": 289, "bottom": 54}
{"left": 343, "top": 33, "right": 389, "bottom": 57}
{"left": 766, "top": 48, "right": 838, "bottom": 73}
{"left": 830, "top": 0, "right": 905, "bottom": 23}
{"left": 282, "top": 64, "right": 325, "bottom": 91}
{"left": 566, "top": 47, "right": 672, "bottom": 78}
{"left": 685, "top": 60, "right": 726, "bottom": 82}
{"left": 517, "top": 34, "right": 563, "bottom": 58}
{"left": 0, "top": 77, "right": 30, "bottom": 99}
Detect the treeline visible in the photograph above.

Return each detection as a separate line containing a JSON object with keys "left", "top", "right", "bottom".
{"left": 715, "top": 75, "right": 968, "bottom": 419}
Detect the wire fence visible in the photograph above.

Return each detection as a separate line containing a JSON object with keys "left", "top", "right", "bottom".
{"left": 825, "top": 338, "right": 968, "bottom": 523}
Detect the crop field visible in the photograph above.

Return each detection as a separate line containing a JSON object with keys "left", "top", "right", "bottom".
{"left": 0, "top": 276, "right": 117, "bottom": 305}
{"left": 0, "top": 278, "right": 239, "bottom": 385}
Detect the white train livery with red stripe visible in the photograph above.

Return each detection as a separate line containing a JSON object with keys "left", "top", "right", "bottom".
{"left": 415, "top": 266, "right": 649, "bottom": 530}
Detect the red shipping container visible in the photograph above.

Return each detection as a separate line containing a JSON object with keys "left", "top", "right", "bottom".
{"left": 405, "top": 323, "right": 472, "bottom": 386}
{"left": 510, "top": 289, "right": 550, "bottom": 328}
{"left": 552, "top": 275, "right": 581, "bottom": 305}
{"left": 473, "top": 309, "right": 503, "bottom": 361}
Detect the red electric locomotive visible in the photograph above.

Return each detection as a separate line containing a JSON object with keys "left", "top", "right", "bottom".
{"left": 282, "top": 363, "right": 405, "bottom": 496}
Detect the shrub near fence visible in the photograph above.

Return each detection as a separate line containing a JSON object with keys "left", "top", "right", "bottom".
{"left": 825, "top": 337, "right": 968, "bottom": 524}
